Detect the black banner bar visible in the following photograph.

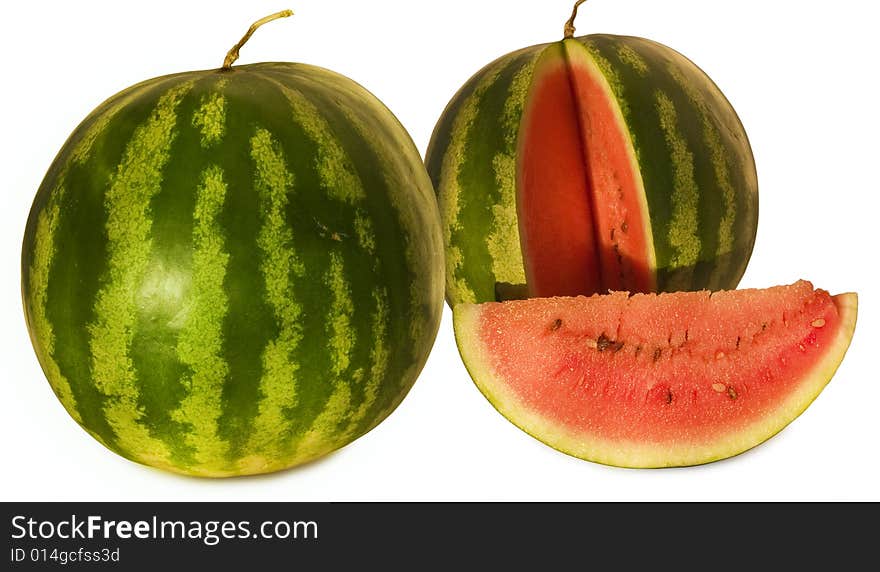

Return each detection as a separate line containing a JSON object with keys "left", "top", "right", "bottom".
{"left": 1, "top": 502, "right": 874, "bottom": 568}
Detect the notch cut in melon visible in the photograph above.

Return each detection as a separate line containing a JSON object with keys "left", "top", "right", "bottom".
{"left": 516, "top": 39, "right": 655, "bottom": 298}
{"left": 453, "top": 281, "right": 857, "bottom": 468}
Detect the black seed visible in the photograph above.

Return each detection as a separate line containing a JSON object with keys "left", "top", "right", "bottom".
{"left": 665, "top": 389, "right": 674, "bottom": 404}
{"left": 653, "top": 348, "right": 663, "bottom": 362}
{"left": 621, "top": 221, "right": 629, "bottom": 233}
{"left": 736, "top": 336, "right": 741, "bottom": 349}
{"left": 550, "top": 318, "right": 563, "bottom": 332}
{"left": 727, "top": 386, "right": 738, "bottom": 400}
{"left": 597, "top": 334, "right": 613, "bottom": 352}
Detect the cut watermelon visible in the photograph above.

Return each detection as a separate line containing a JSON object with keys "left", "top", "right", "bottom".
{"left": 453, "top": 281, "right": 857, "bottom": 468}
{"left": 517, "top": 43, "right": 602, "bottom": 297}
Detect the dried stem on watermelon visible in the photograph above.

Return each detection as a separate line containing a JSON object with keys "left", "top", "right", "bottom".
{"left": 563, "top": 0, "right": 589, "bottom": 39}
{"left": 222, "top": 9, "right": 294, "bottom": 70}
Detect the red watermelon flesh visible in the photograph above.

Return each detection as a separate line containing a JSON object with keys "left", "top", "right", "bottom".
{"left": 564, "top": 42, "right": 654, "bottom": 294}
{"left": 453, "top": 280, "right": 857, "bottom": 467}
{"left": 516, "top": 41, "right": 655, "bottom": 298}
{"left": 517, "top": 45, "right": 602, "bottom": 297}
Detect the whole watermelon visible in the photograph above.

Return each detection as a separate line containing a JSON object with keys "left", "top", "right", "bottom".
{"left": 426, "top": 15, "right": 759, "bottom": 305}
{"left": 21, "top": 31, "right": 444, "bottom": 477}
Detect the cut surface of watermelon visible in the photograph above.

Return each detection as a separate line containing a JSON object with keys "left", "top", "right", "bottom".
{"left": 517, "top": 44, "right": 602, "bottom": 297}
{"left": 453, "top": 281, "right": 857, "bottom": 468}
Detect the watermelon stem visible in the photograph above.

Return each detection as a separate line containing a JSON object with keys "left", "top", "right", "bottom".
{"left": 222, "top": 9, "right": 294, "bottom": 70}
{"left": 563, "top": 0, "right": 589, "bottom": 39}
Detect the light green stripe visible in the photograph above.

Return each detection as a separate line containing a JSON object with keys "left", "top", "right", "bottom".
{"left": 270, "top": 78, "right": 365, "bottom": 204}
{"left": 655, "top": 90, "right": 700, "bottom": 287}
{"left": 293, "top": 381, "right": 352, "bottom": 462}
{"left": 616, "top": 44, "right": 649, "bottom": 77}
{"left": 327, "top": 252, "right": 355, "bottom": 376}
{"left": 353, "top": 211, "right": 376, "bottom": 255}
{"left": 171, "top": 165, "right": 230, "bottom": 471}
{"left": 243, "top": 128, "right": 303, "bottom": 461}
{"left": 87, "top": 82, "right": 192, "bottom": 468}
{"left": 348, "top": 287, "right": 389, "bottom": 429}
{"left": 28, "top": 193, "right": 80, "bottom": 422}
{"left": 438, "top": 62, "right": 508, "bottom": 304}
{"left": 191, "top": 82, "right": 226, "bottom": 148}
{"left": 488, "top": 56, "right": 536, "bottom": 286}
{"left": 667, "top": 65, "right": 737, "bottom": 289}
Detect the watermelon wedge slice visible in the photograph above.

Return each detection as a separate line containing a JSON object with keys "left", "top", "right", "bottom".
{"left": 453, "top": 281, "right": 857, "bottom": 468}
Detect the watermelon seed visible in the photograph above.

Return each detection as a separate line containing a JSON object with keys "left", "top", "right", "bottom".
{"left": 621, "top": 220, "right": 629, "bottom": 233}
{"left": 715, "top": 351, "right": 725, "bottom": 360}
{"left": 735, "top": 336, "right": 741, "bottom": 349}
{"left": 610, "top": 228, "right": 615, "bottom": 240}
{"left": 596, "top": 334, "right": 622, "bottom": 352}
{"left": 727, "top": 386, "right": 738, "bottom": 400}
{"left": 665, "top": 389, "right": 674, "bottom": 404}
{"left": 812, "top": 318, "right": 826, "bottom": 328}
{"left": 653, "top": 348, "right": 662, "bottom": 362}
{"left": 634, "top": 345, "right": 643, "bottom": 357}
{"left": 550, "top": 318, "right": 563, "bottom": 331}
{"left": 712, "top": 383, "right": 727, "bottom": 393}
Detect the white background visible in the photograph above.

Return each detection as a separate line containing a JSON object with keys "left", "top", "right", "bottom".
{"left": 1, "top": 0, "right": 878, "bottom": 501}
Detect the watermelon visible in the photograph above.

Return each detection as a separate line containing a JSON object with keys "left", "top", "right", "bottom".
{"left": 453, "top": 281, "right": 857, "bottom": 468}
{"left": 426, "top": 7, "right": 758, "bottom": 305}
{"left": 20, "top": 11, "right": 444, "bottom": 477}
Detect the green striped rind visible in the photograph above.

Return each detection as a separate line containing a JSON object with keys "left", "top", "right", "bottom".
{"left": 577, "top": 35, "right": 758, "bottom": 291}
{"left": 425, "top": 45, "right": 546, "bottom": 305}
{"left": 252, "top": 62, "right": 444, "bottom": 426}
{"left": 22, "top": 74, "right": 191, "bottom": 437}
{"left": 171, "top": 165, "right": 231, "bottom": 471}
{"left": 21, "top": 63, "right": 443, "bottom": 477}
{"left": 87, "top": 80, "right": 195, "bottom": 470}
